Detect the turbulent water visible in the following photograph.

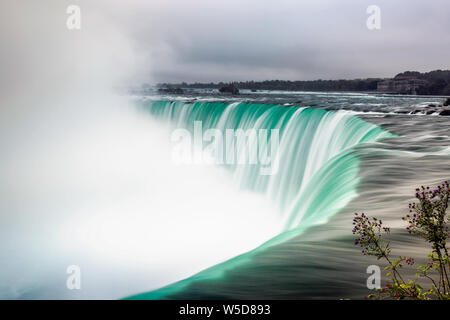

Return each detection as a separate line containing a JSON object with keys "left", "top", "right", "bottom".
{"left": 125, "top": 91, "right": 450, "bottom": 299}
{"left": 140, "top": 101, "right": 393, "bottom": 231}
{"left": 1, "top": 90, "right": 449, "bottom": 300}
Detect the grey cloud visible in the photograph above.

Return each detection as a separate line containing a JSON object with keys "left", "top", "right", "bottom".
{"left": 1, "top": 0, "right": 449, "bottom": 86}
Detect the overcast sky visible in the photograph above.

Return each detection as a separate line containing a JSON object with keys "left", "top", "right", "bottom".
{"left": 1, "top": 0, "right": 450, "bottom": 86}
{"left": 119, "top": 0, "right": 450, "bottom": 83}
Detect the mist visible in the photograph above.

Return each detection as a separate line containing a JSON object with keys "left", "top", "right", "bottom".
{"left": 0, "top": 1, "right": 282, "bottom": 299}
{"left": 0, "top": 0, "right": 449, "bottom": 299}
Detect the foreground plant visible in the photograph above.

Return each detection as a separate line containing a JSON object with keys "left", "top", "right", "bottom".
{"left": 353, "top": 181, "right": 450, "bottom": 300}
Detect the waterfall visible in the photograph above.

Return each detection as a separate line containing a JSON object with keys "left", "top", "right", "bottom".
{"left": 127, "top": 100, "right": 394, "bottom": 299}
{"left": 140, "top": 101, "right": 393, "bottom": 230}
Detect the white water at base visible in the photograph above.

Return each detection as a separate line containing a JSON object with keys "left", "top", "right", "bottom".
{"left": 0, "top": 96, "right": 282, "bottom": 299}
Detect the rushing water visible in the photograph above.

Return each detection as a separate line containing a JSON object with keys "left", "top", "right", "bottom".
{"left": 126, "top": 91, "right": 450, "bottom": 299}
{"left": 139, "top": 101, "right": 393, "bottom": 231}
{"left": 1, "top": 90, "right": 449, "bottom": 299}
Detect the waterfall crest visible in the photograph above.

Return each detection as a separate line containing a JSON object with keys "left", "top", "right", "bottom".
{"left": 141, "top": 101, "right": 394, "bottom": 231}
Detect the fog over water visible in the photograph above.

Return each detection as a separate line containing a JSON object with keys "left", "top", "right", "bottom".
{"left": 0, "top": 2, "right": 281, "bottom": 299}
{"left": 0, "top": 1, "right": 449, "bottom": 299}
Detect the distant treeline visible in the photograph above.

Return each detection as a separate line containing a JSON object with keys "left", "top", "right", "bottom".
{"left": 394, "top": 70, "right": 450, "bottom": 95}
{"left": 158, "top": 79, "right": 381, "bottom": 92}
{"left": 156, "top": 70, "right": 450, "bottom": 95}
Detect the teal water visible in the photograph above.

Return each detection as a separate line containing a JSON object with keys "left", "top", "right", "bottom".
{"left": 127, "top": 101, "right": 395, "bottom": 299}
{"left": 1, "top": 92, "right": 448, "bottom": 299}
